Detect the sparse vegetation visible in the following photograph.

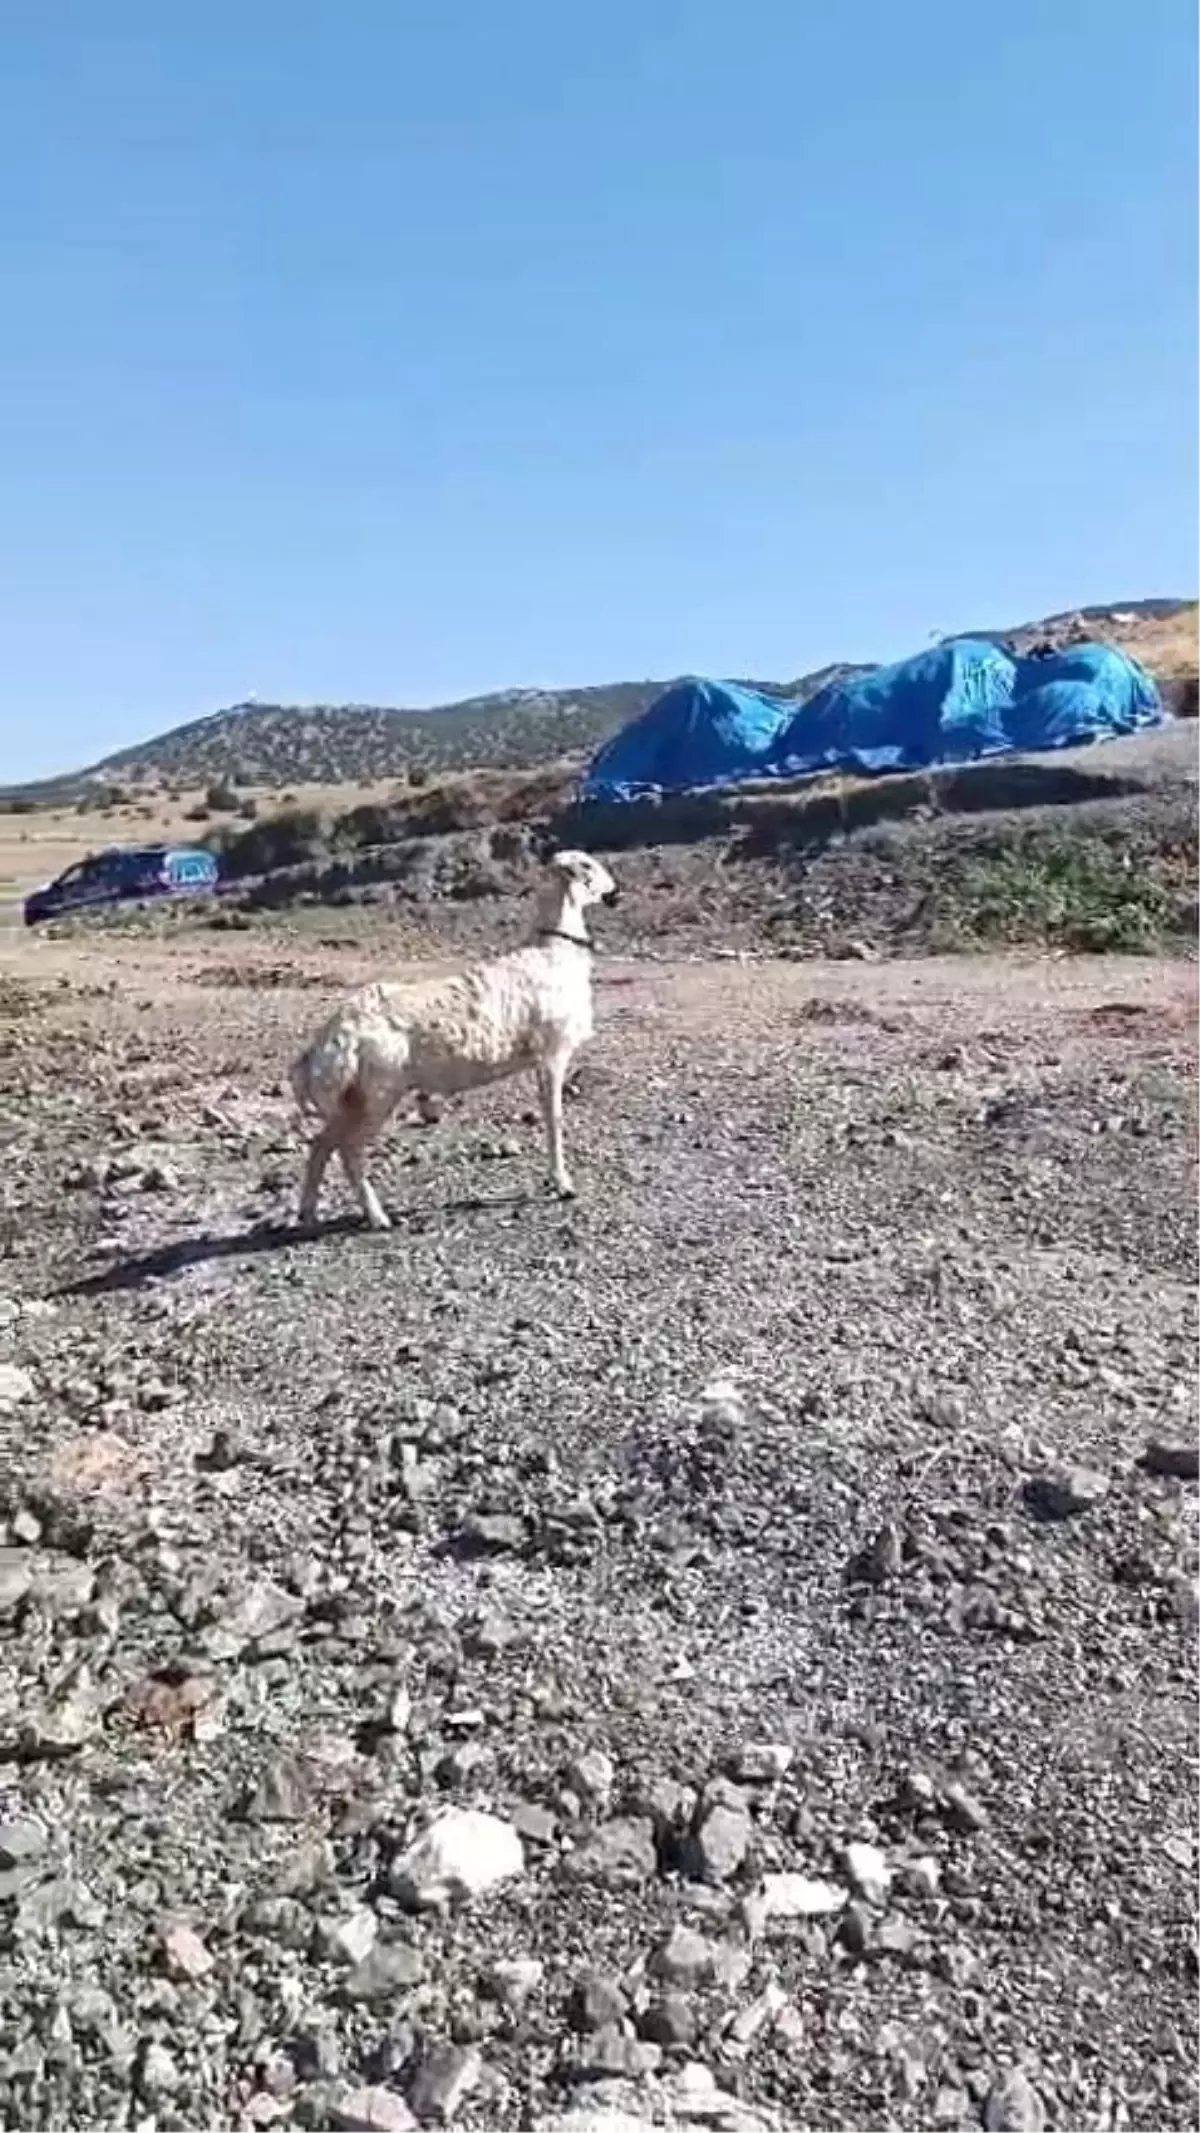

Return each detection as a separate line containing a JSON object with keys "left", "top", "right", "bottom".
{"left": 214, "top": 803, "right": 328, "bottom": 880}
{"left": 3, "top": 686, "right": 664, "bottom": 805}
{"left": 210, "top": 763, "right": 579, "bottom": 884}
{"left": 948, "top": 831, "right": 1178, "bottom": 951}
{"left": 84, "top": 782, "right": 126, "bottom": 810}
{"left": 767, "top": 802, "right": 1199, "bottom": 959}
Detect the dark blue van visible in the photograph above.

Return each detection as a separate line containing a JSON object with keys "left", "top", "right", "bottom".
{"left": 23, "top": 844, "right": 219, "bottom": 926}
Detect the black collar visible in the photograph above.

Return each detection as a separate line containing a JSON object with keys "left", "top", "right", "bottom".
{"left": 538, "top": 928, "right": 593, "bottom": 950}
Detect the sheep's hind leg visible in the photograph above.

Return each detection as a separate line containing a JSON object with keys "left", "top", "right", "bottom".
{"left": 328, "top": 1080, "right": 394, "bottom": 1231}
{"left": 298, "top": 1123, "right": 338, "bottom": 1228}
{"left": 339, "top": 1128, "right": 391, "bottom": 1231}
{"left": 536, "top": 1054, "right": 574, "bottom": 1199}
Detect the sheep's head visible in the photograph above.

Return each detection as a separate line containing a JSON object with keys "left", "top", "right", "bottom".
{"left": 547, "top": 848, "right": 619, "bottom": 908}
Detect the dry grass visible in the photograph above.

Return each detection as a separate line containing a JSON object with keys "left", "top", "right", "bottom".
{"left": 0, "top": 762, "right": 585, "bottom": 902}
{"left": 395, "top": 759, "right": 579, "bottom": 831}
{"left": 1099, "top": 603, "right": 1198, "bottom": 682}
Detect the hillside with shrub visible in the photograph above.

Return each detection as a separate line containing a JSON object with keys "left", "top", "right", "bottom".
{"left": 4, "top": 598, "right": 1192, "bottom": 805}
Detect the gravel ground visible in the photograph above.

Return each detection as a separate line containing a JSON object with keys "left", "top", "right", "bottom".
{"left": 0, "top": 924, "right": 1196, "bottom": 2133}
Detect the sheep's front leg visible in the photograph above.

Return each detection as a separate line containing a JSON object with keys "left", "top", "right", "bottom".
{"left": 339, "top": 1129, "right": 391, "bottom": 1232}
{"left": 298, "top": 1124, "right": 338, "bottom": 1227}
{"left": 537, "top": 1053, "right": 574, "bottom": 1199}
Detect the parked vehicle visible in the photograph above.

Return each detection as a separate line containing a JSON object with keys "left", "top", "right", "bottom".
{"left": 23, "top": 844, "right": 219, "bottom": 926}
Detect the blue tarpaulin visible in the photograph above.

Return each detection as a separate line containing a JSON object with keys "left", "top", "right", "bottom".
{"left": 582, "top": 639, "right": 1163, "bottom": 802}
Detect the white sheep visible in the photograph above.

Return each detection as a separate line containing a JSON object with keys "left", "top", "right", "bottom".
{"left": 290, "top": 849, "right": 619, "bottom": 1230}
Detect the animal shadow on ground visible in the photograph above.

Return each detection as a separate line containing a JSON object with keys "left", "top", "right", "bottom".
{"left": 53, "top": 1189, "right": 538, "bottom": 1298}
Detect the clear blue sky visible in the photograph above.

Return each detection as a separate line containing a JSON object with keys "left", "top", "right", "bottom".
{"left": 0, "top": 0, "right": 1195, "bottom": 781}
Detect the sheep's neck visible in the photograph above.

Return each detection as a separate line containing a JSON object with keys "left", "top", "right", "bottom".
{"left": 539, "top": 928, "right": 592, "bottom": 949}
{"left": 535, "top": 891, "right": 591, "bottom": 947}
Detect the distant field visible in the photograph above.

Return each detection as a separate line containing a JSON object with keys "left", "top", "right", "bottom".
{"left": 0, "top": 776, "right": 405, "bottom": 911}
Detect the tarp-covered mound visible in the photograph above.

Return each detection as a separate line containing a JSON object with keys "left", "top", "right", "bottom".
{"left": 584, "top": 676, "right": 792, "bottom": 798}
{"left": 582, "top": 639, "right": 1163, "bottom": 801}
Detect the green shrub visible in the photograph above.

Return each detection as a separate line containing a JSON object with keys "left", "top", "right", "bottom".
{"left": 948, "top": 832, "right": 1177, "bottom": 952}
{"left": 218, "top": 804, "right": 327, "bottom": 880}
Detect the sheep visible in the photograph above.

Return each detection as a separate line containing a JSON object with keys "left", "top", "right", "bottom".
{"left": 290, "top": 849, "right": 620, "bottom": 1231}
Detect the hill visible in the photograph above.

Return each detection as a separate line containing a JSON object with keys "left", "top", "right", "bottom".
{"left": 2, "top": 597, "right": 1194, "bottom": 803}
{"left": 2, "top": 682, "right": 666, "bottom": 804}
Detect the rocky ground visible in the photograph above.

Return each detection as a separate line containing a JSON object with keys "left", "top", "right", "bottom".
{"left": 0, "top": 921, "right": 1196, "bottom": 2133}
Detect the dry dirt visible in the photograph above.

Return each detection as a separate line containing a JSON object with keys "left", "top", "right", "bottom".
{"left": 0, "top": 916, "right": 1196, "bottom": 2133}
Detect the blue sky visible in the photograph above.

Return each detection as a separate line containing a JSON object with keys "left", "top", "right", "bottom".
{"left": 0, "top": 0, "right": 1195, "bottom": 781}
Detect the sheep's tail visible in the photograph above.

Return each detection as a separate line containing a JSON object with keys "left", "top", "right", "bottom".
{"left": 289, "top": 1012, "right": 377, "bottom": 1125}
{"left": 289, "top": 1049, "right": 323, "bottom": 1119}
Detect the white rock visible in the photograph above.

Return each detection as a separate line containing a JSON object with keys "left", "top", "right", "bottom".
{"left": 673, "top": 2061, "right": 720, "bottom": 2099}
{"left": 698, "top": 1373, "right": 748, "bottom": 1428}
{"left": 138, "top": 2041, "right": 181, "bottom": 2095}
{"left": 217, "top": 1579, "right": 304, "bottom": 1646}
{"left": 488, "top": 1955, "right": 544, "bottom": 2008}
{"left": 329, "top": 2086, "right": 418, "bottom": 2132}
{"left": 390, "top": 1807, "right": 524, "bottom": 1909}
{"left": 277, "top": 1972, "right": 304, "bottom": 2023}
{"left": 408, "top": 2043, "right": 481, "bottom": 2124}
{"left": 29, "top": 1672, "right": 100, "bottom": 1753}
{"left": 323, "top": 1906, "right": 378, "bottom": 1965}
{"left": 667, "top": 2061, "right": 783, "bottom": 2126}
{"left": 904, "top": 1854, "right": 941, "bottom": 1898}
{"left": 569, "top": 1747, "right": 616, "bottom": 1799}
{"left": 160, "top": 1921, "right": 214, "bottom": 1981}
{"left": 723, "top": 1981, "right": 788, "bottom": 2057}
{"left": 0, "top": 1364, "right": 34, "bottom": 1412}
{"left": 733, "top": 1741, "right": 793, "bottom": 1782}
{"left": 531, "top": 2112, "right": 658, "bottom": 2133}
{"left": 843, "top": 1840, "right": 891, "bottom": 1903}
{"left": 0, "top": 1552, "right": 33, "bottom": 1615}
{"left": 653, "top": 1924, "right": 716, "bottom": 1985}
{"left": 760, "top": 1872, "right": 846, "bottom": 1919}
{"left": 982, "top": 2068, "right": 1046, "bottom": 2132}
